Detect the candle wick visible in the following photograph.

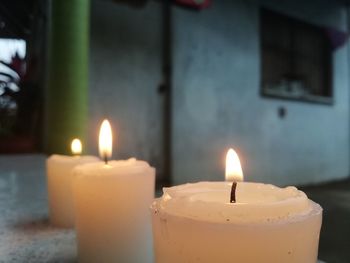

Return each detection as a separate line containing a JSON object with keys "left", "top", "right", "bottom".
{"left": 230, "top": 182, "right": 237, "bottom": 203}
{"left": 104, "top": 154, "right": 108, "bottom": 165}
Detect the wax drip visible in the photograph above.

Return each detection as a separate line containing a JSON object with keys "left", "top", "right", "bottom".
{"left": 230, "top": 182, "right": 237, "bottom": 203}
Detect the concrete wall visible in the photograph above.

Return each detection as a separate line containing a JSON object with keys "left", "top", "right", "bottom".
{"left": 88, "top": 0, "right": 164, "bottom": 176}
{"left": 172, "top": 0, "right": 350, "bottom": 186}
{"left": 87, "top": 0, "right": 349, "bottom": 186}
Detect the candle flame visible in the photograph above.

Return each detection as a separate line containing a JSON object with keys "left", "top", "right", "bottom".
{"left": 225, "top": 148, "right": 243, "bottom": 182}
{"left": 99, "top": 119, "right": 113, "bottom": 161}
{"left": 71, "top": 138, "right": 82, "bottom": 155}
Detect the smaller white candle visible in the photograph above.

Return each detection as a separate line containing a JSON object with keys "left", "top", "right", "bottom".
{"left": 73, "top": 120, "right": 155, "bottom": 263}
{"left": 46, "top": 139, "right": 99, "bottom": 227}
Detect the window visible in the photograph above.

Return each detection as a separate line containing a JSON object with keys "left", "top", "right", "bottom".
{"left": 0, "top": 39, "right": 26, "bottom": 135}
{"left": 260, "top": 8, "right": 333, "bottom": 104}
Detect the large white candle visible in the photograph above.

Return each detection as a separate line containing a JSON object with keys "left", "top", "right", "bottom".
{"left": 73, "top": 120, "right": 155, "bottom": 263}
{"left": 46, "top": 139, "right": 99, "bottom": 227}
{"left": 151, "top": 149, "right": 322, "bottom": 263}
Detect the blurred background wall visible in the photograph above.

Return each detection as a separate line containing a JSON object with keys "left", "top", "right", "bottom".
{"left": 172, "top": 0, "right": 349, "bottom": 185}
{"left": 88, "top": 0, "right": 165, "bottom": 181}
{"left": 87, "top": 0, "right": 350, "bottom": 186}
{"left": 1, "top": 0, "right": 349, "bottom": 187}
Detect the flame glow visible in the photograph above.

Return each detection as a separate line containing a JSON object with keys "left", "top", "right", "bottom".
{"left": 71, "top": 138, "right": 82, "bottom": 155}
{"left": 225, "top": 148, "right": 243, "bottom": 182}
{"left": 99, "top": 119, "right": 113, "bottom": 160}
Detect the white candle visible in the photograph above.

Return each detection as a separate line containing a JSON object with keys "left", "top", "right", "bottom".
{"left": 73, "top": 120, "right": 155, "bottom": 263}
{"left": 46, "top": 139, "right": 99, "bottom": 227}
{"left": 151, "top": 149, "right": 322, "bottom": 263}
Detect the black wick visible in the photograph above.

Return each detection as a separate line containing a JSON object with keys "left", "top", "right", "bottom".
{"left": 104, "top": 154, "right": 108, "bottom": 165}
{"left": 230, "top": 182, "right": 237, "bottom": 203}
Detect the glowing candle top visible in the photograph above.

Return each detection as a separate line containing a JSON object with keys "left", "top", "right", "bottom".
{"left": 71, "top": 138, "right": 82, "bottom": 155}
{"left": 99, "top": 119, "right": 113, "bottom": 163}
{"left": 225, "top": 148, "right": 243, "bottom": 182}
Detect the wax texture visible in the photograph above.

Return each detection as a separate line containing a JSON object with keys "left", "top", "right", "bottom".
{"left": 46, "top": 155, "right": 99, "bottom": 227}
{"left": 151, "top": 182, "right": 322, "bottom": 263}
{"left": 73, "top": 159, "right": 155, "bottom": 263}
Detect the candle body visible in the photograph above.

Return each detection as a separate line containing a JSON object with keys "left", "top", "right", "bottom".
{"left": 46, "top": 155, "right": 99, "bottom": 227}
{"left": 151, "top": 182, "right": 322, "bottom": 263}
{"left": 73, "top": 159, "right": 155, "bottom": 263}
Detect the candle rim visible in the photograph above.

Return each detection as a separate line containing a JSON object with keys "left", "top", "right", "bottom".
{"left": 47, "top": 154, "right": 99, "bottom": 163}
{"left": 72, "top": 158, "right": 155, "bottom": 178}
{"left": 154, "top": 181, "right": 321, "bottom": 224}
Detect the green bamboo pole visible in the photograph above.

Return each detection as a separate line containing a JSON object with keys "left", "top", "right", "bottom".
{"left": 46, "top": 0, "right": 90, "bottom": 154}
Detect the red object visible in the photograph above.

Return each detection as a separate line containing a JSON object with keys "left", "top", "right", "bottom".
{"left": 175, "top": 0, "right": 211, "bottom": 10}
{"left": 0, "top": 136, "right": 36, "bottom": 154}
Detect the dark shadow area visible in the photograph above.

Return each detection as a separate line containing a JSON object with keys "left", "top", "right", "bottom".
{"left": 46, "top": 258, "right": 77, "bottom": 263}
{"left": 11, "top": 216, "right": 54, "bottom": 232}
{"left": 302, "top": 178, "right": 350, "bottom": 263}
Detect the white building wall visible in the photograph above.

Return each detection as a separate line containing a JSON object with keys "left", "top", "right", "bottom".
{"left": 172, "top": 0, "right": 349, "bottom": 186}
{"left": 88, "top": 0, "right": 164, "bottom": 176}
